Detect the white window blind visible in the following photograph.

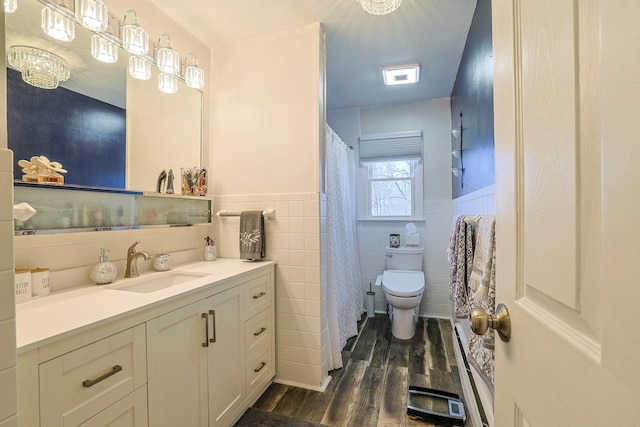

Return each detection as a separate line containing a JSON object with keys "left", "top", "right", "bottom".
{"left": 358, "top": 130, "right": 423, "bottom": 162}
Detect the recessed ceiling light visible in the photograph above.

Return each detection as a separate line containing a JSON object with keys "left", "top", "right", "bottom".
{"left": 382, "top": 63, "right": 420, "bottom": 86}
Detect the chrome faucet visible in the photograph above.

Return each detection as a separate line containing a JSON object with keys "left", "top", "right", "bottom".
{"left": 125, "top": 240, "right": 150, "bottom": 278}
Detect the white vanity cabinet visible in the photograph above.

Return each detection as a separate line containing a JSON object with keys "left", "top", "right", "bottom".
{"left": 16, "top": 261, "right": 275, "bottom": 427}
{"left": 146, "top": 286, "right": 245, "bottom": 427}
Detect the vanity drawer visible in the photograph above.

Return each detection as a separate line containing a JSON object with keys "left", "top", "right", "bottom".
{"left": 39, "top": 324, "right": 147, "bottom": 427}
{"left": 245, "top": 309, "right": 271, "bottom": 358}
{"left": 79, "top": 385, "right": 148, "bottom": 427}
{"left": 246, "top": 274, "right": 271, "bottom": 319}
{"left": 245, "top": 341, "right": 273, "bottom": 393}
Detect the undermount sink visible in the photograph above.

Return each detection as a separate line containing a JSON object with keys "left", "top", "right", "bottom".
{"left": 109, "top": 271, "right": 207, "bottom": 293}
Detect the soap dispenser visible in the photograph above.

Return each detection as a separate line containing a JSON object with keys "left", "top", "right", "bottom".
{"left": 90, "top": 248, "right": 117, "bottom": 285}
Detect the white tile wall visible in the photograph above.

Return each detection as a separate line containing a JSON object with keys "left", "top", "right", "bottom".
{"left": 0, "top": 148, "right": 17, "bottom": 425}
{"left": 210, "top": 192, "right": 327, "bottom": 390}
{"left": 13, "top": 224, "right": 215, "bottom": 292}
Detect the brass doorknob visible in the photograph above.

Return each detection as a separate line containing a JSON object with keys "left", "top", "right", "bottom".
{"left": 470, "top": 303, "right": 511, "bottom": 342}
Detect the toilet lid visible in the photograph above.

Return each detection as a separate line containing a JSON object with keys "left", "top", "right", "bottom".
{"left": 382, "top": 270, "right": 425, "bottom": 297}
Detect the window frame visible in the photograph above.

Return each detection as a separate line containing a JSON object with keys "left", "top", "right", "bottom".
{"left": 357, "top": 154, "right": 424, "bottom": 222}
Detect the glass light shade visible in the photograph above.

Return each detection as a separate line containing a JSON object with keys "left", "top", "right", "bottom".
{"left": 158, "top": 73, "right": 178, "bottom": 94}
{"left": 357, "top": 0, "right": 402, "bottom": 15}
{"left": 4, "top": 0, "right": 17, "bottom": 13}
{"left": 121, "top": 16, "right": 149, "bottom": 55}
{"left": 7, "top": 45, "right": 70, "bottom": 89}
{"left": 75, "top": 0, "right": 108, "bottom": 31}
{"left": 91, "top": 34, "right": 118, "bottom": 63}
{"left": 156, "top": 47, "right": 180, "bottom": 74}
{"left": 185, "top": 65, "right": 205, "bottom": 90}
{"left": 128, "top": 56, "right": 151, "bottom": 80}
{"left": 41, "top": 6, "right": 75, "bottom": 42}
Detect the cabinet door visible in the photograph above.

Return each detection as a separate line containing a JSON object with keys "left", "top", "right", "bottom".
{"left": 147, "top": 302, "right": 209, "bottom": 427}
{"left": 206, "top": 287, "right": 245, "bottom": 427}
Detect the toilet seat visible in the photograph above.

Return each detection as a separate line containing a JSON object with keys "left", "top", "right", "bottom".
{"left": 382, "top": 270, "right": 425, "bottom": 297}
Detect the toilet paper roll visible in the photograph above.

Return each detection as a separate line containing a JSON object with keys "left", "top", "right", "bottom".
{"left": 366, "top": 291, "right": 376, "bottom": 318}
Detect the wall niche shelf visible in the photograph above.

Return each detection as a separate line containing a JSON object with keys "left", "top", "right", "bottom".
{"left": 13, "top": 183, "right": 211, "bottom": 235}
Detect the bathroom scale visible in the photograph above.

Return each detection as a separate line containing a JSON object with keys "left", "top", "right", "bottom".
{"left": 406, "top": 386, "right": 466, "bottom": 426}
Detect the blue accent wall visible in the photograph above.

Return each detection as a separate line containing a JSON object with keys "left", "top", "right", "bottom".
{"left": 450, "top": 0, "right": 494, "bottom": 198}
{"left": 7, "top": 68, "right": 126, "bottom": 188}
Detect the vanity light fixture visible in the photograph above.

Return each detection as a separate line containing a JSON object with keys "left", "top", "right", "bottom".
{"left": 4, "top": 0, "right": 17, "bottom": 13}
{"left": 356, "top": 0, "right": 403, "bottom": 15}
{"left": 7, "top": 45, "right": 70, "bottom": 89}
{"left": 451, "top": 128, "right": 462, "bottom": 138}
{"left": 121, "top": 10, "right": 149, "bottom": 55}
{"left": 128, "top": 55, "right": 151, "bottom": 80}
{"left": 156, "top": 34, "right": 180, "bottom": 74}
{"left": 91, "top": 17, "right": 118, "bottom": 63}
{"left": 158, "top": 73, "right": 178, "bottom": 94}
{"left": 382, "top": 63, "right": 419, "bottom": 86}
{"left": 41, "top": 0, "right": 75, "bottom": 42}
{"left": 451, "top": 168, "right": 464, "bottom": 178}
{"left": 75, "top": 0, "right": 108, "bottom": 32}
{"left": 183, "top": 53, "right": 205, "bottom": 90}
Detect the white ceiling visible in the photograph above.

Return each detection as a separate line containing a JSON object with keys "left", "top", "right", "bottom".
{"left": 150, "top": 0, "right": 478, "bottom": 111}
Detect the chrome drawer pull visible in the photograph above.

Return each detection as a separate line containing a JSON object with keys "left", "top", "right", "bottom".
{"left": 210, "top": 309, "right": 216, "bottom": 343}
{"left": 202, "top": 313, "right": 209, "bottom": 347}
{"left": 254, "top": 361, "right": 267, "bottom": 373}
{"left": 252, "top": 291, "right": 266, "bottom": 299}
{"left": 82, "top": 365, "right": 122, "bottom": 388}
{"left": 253, "top": 327, "right": 267, "bottom": 336}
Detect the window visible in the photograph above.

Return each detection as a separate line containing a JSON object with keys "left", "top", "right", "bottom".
{"left": 357, "top": 131, "right": 424, "bottom": 220}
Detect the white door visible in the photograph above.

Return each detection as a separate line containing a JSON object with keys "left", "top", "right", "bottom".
{"left": 492, "top": 0, "right": 640, "bottom": 425}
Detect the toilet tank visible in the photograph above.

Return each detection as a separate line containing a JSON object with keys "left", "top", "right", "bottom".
{"left": 385, "top": 246, "right": 424, "bottom": 271}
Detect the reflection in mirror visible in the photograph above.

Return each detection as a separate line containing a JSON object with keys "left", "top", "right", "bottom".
{"left": 5, "top": 0, "right": 202, "bottom": 192}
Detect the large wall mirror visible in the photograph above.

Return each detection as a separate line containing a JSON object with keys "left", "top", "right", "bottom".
{"left": 5, "top": 0, "right": 202, "bottom": 193}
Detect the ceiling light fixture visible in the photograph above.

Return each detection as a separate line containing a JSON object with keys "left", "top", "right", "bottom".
{"left": 382, "top": 63, "right": 420, "bottom": 86}
{"left": 75, "top": 0, "right": 108, "bottom": 31}
{"left": 183, "top": 53, "right": 205, "bottom": 90}
{"left": 4, "top": 0, "right": 17, "bottom": 13}
{"left": 356, "top": 0, "right": 402, "bottom": 15}
{"left": 41, "top": 0, "right": 75, "bottom": 42}
{"left": 7, "top": 45, "right": 70, "bottom": 89}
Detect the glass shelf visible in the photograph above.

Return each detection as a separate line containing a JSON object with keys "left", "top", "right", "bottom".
{"left": 13, "top": 183, "right": 211, "bottom": 234}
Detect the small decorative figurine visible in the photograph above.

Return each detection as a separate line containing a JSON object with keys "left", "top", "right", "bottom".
{"left": 166, "top": 169, "right": 174, "bottom": 194}
{"left": 156, "top": 170, "right": 167, "bottom": 193}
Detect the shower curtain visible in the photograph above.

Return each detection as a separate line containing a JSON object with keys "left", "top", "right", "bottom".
{"left": 325, "top": 125, "right": 363, "bottom": 371}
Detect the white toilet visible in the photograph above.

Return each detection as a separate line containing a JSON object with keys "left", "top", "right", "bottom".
{"left": 380, "top": 246, "right": 425, "bottom": 340}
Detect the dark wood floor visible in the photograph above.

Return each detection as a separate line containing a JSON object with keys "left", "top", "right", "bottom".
{"left": 253, "top": 315, "right": 472, "bottom": 427}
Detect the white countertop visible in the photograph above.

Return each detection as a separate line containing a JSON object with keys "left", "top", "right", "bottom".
{"left": 16, "top": 258, "right": 275, "bottom": 354}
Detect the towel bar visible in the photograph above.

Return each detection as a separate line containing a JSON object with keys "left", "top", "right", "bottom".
{"left": 216, "top": 209, "right": 275, "bottom": 220}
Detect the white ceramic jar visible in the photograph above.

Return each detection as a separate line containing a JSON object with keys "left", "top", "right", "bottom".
{"left": 152, "top": 254, "right": 172, "bottom": 271}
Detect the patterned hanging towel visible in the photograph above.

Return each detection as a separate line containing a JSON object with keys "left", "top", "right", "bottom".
{"left": 239, "top": 211, "right": 265, "bottom": 260}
